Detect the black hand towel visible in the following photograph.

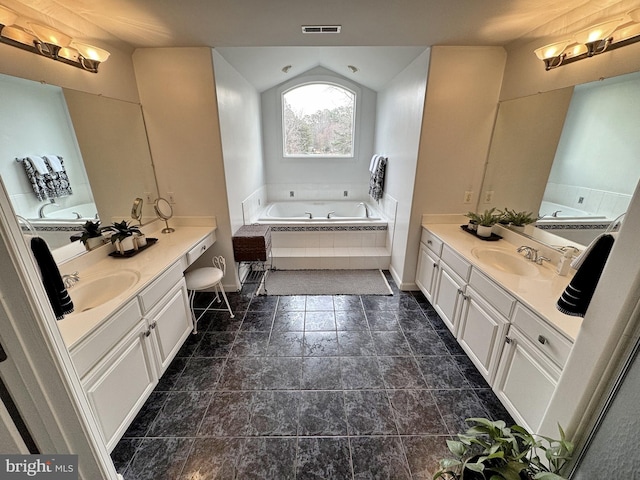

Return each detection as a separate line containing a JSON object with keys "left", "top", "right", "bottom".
{"left": 30, "top": 237, "right": 74, "bottom": 320}
{"left": 557, "top": 233, "right": 615, "bottom": 317}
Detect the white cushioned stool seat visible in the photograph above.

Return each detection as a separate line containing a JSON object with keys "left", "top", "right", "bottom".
{"left": 185, "top": 267, "right": 224, "bottom": 290}
{"left": 184, "top": 256, "right": 234, "bottom": 333}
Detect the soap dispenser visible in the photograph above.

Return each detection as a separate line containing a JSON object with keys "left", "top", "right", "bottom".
{"left": 556, "top": 247, "right": 576, "bottom": 276}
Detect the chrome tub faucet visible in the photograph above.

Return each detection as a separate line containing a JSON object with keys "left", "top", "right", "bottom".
{"left": 358, "top": 202, "right": 370, "bottom": 218}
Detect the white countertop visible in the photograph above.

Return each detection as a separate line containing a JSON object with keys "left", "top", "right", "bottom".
{"left": 57, "top": 225, "right": 215, "bottom": 349}
{"left": 422, "top": 223, "right": 583, "bottom": 341}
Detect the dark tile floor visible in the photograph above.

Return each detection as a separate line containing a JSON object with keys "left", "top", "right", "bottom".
{"left": 111, "top": 273, "right": 513, "bottom": 479}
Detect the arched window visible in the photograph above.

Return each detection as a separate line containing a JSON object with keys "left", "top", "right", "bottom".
{"left": 282, "top": 82, "right": 356, "bottom": 157}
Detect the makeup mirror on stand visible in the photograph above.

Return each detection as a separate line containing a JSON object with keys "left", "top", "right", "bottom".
{"left": 154, "top": 197, "right": 174, "bottom": 233}
{"left": 131, "top": 197, "right": 144, "bottom": 225}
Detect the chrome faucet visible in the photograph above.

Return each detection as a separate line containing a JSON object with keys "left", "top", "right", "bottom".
{"left": 305, "top": 212, "right": 313, "bottom": 219}
{"left": 358, "top": 202, "right": 370, "bottom": 218}
{"left": 517, "top": 245, "right": 551, "bottom": 265}
{"left": 517, "top": 245, "right": 537, "bottom": 261}
{"left": 551, "top": 210, "right": 562, "bottom": 217}
{"left": 62, "top": 271, "right": 80, "bottom": 289}
{"left": 327, "top": 211, "right": 335, "bottom": 219}
{"left": 38, "top": 199, "right": 59, "bottom": 218}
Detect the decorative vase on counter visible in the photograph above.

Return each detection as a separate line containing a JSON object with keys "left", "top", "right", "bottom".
{"left": 134, "top": 233, "right": 147, "bottom": 249}
{"left": 116, "top": 236, "right": 136, "bottom": 254}
{"left": 476, "top": 225, "right": 493, "bottom": 238}
{"left": 85, "top": 236, "right": 104, "bottom": 251}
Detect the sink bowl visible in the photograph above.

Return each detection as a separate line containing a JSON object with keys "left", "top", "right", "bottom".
{"left": 69, "top": 269, "right": 140, "bottom": 313}
{"left": 471, "top": 247, "right": 539, "bottom": 277}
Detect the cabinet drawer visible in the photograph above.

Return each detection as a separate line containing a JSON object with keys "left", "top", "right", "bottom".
{"left": 441, "top": 244, "right": 471, "bottom": 281}
{"left": 469, "top": 269, "right": 515, "bottom": 318}
{"left": 512, "top": 304, "right": 572, "bottom": 368}
{"left": 138, "top": 261, "right": 184, "bottom": 313}
{"left": 186, "top": 232, "right": 215, "bottom": 266}
{"left": 421, "top": 229, "right": 443, "bottom": 256}
{"left": 71, "top": 299, "right": 142, "bottom": 379}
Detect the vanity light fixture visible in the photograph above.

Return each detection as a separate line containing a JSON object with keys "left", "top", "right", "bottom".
{"left": 0, "top": 5, "right": 110, "bottom": 73}
{"left": 534, "top": 13, "right": 640, "bottom": 71}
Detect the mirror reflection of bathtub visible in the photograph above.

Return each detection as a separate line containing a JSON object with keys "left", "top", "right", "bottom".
{"left": 535, "top": 200, "right": 616, "bottom": 245}
{"left": 24, "top": 202, "right": 99, "bottom": 250}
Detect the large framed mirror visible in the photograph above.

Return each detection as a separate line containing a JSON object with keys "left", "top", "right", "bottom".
{"left": 480, "top": 70, "right": 640, "bottom": 248}
{"left": 0, "top": 73, "right": 159, "bottom": 258}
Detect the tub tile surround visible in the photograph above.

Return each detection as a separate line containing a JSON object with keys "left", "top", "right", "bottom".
{"left": 543, "top": 182, "right": 631, "bottom": 220}
{"left": 242, "top": 190, "right": 398, "bottom": 270}
{"left": 111, "top": 274, "right": 514, "bottom": 480}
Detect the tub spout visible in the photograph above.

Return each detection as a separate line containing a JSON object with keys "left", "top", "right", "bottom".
{"left": 305, "top": 212, "right": 313, "bottom": 219}
{"left": 327, "top": 211, "right": 335, "bottom": 219}
{"left": 358, "top": 202, "right": 370, "bottom": 218}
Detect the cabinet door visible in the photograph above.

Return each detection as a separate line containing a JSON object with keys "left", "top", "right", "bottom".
{"left": 433, "top": 264, "right": 465, "bottom": 336}
{"left": 493, "top": 327, "right": 561, "bottom": 434}
{"left": 416, "top": 243, "right": 439, "bottom": 301}
{"left": 147, "top": 279, "right": 193, "bottom": 375}
{"left": 458, "top": 288, "right": 509, "bottom": 384}
{"left": 82, "top": 320, "right": 157, "bottom": 452}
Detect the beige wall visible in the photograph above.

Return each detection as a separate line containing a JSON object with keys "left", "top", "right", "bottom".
{"left": 403, "top": 46, "right": 506, "bottom": 286}
{"left": 133, "top": 47, "right": 238, "bottom": 287}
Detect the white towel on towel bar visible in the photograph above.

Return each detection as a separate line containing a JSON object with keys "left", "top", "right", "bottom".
{"left": 369, "top": 154, "right": 380, "bottom": 173}
{"left": 27, "top": 156, "right": 48, "bottom": 175}
{"left": 44, "top": 155, "right": 63, "bottom": 172}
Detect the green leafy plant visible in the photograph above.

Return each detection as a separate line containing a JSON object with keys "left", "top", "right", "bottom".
{"left": 466, "top": 208, "right": 501, "bottom": 227}
{"left": 433, "top": 418, "right": 573, "bottom": 480}
{"left": 500, "top": 208, "right": 537, "bottom": 227}
{"left": 107, "top": 220, "right": 141, "bottom": 244}
{"left": 79, "top": 220, "right": 103, "bottom": 245}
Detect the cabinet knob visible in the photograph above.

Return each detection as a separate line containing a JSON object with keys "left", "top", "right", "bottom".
{"left": 505, "top": 336, "right": 512, "bottom": 344}
{"left": 144, "top": 329, "right": 151, "bottom": 337}
{"left": 433, "top": 263, "right": 438, "bottom": 269}
{"left": 151, "top": 321, "right": 157, "bottom": 329}
{"left": 538, "top": 335, "right": 547, "bottom": 345}
{"left": 427, "top": 240, "right": 432, "bottom": 245}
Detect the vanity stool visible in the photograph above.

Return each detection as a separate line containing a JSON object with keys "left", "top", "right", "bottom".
{"left": 184, "top": 256, "right": 235, "bottom": 334}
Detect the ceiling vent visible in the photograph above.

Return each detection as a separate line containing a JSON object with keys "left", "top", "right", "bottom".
{"left": 301, "top": 25, "right": 342, "bottom": 34}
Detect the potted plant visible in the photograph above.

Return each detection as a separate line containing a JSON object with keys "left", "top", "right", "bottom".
{"left": 79, "top": 220, "right": 105, "bottom": 251}
{"left": 500, "top": 208, "right": 537, "bottom": 232}
{"left": 433, "top": 418, "right": 573, "bottom": 480}
{"left": 107, "top": 220, "right": 141, "bottom": 253}
{"left": 465, "top": 211, "right": 481, "bottom": 231}
{"left": 466, "top": 208, "right": 500, "bottom": 237}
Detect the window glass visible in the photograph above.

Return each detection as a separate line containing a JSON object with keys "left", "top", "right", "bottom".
{"left": 282, "top": 83, "right": 355, "bottom": 157}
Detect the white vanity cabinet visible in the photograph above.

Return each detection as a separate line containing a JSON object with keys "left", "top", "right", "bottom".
{"left": 493, "top": 304, "right": 572, "bottom": 433}
{"left": 138, "top": 261, "right": 192, "bottom": 375}
{"left": 71, "top": 259, "right": 194, "bottom": 451}
{"left": 432, "top": 244, "right": 471, "bottom": 335}
{"left": 416, "top": 230, "right": 442, "bottom": 301}
{"left": 457, "top": 269, "right": 515, "bottom": 383}
{"left": 74, "top": 299, "right": 157, "bottom": 451}
{"left": 416, "top": 225, "right": 577, "bottom": 434}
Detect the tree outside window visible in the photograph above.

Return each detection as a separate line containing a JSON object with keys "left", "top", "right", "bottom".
{"left": 282, "top": 83, "right": 355, "bottom": 157}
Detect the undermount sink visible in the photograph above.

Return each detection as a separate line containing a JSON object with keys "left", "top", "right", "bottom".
{"left": 69, "top": 269, "right": 140, "bottom": 313}
{"left": 471, "top": 247, "right": 539, "bottom": 277}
